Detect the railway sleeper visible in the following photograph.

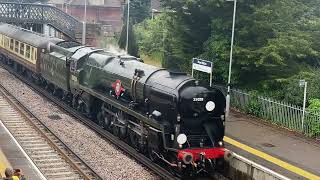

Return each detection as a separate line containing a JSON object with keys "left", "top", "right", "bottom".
{"left": 34, "top": 158, "right": 64, "bottom": 163}
{"left": 45, "top": 171, "right": 79, "bottom": 178}
{"left": 37, "top": 162, "right": 67, "bottom": 168}
{"left": 21, "top": 143, "right": 49, "bottom": 147}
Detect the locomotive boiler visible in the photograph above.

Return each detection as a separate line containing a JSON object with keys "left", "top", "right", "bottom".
{"left": 0, "top": 23, "right": 226, "bottom": 176}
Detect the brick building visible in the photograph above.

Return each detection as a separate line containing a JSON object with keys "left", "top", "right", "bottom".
{"left": 48, "top": 0, "right": 123, "bottom": 36}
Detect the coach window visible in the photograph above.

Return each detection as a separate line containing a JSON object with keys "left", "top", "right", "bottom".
{"left": 20, "top": 43, "right": 25, "bottom": 56}
{"left": 15, "top": 40, "right": 19, "bottom": 53}
{"left": 33, "top": 48, "right": 37, "bottom": 61}
{"left": 30, "top": 47, "right": 34, "bottom": 61}
{"left": 4, "top": 37, "right": 8, "bottom": 48}
{"left": 10, "top": 39, "right": 14, "bottom": 50}
{"left": 0, "top": 35, "right": 3, "bottom": 48}
{"left": 26, "top": 45, "right": 31, "bottom": 59}
{"left": 2, "top": 36, "right": 5, "bottom": 47}
{"left": 4, "top": 37, "right": 7, "bottom": 47}
{"left": 0, "top": 35, "right": 2, "bottom": 47}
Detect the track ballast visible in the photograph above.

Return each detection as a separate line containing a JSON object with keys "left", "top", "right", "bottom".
{"left": 0, "top": 82, "right": 102, "bottom": 180}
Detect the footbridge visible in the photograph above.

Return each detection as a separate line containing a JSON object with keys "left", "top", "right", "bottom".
{"left": 0, "top": 2, "right": 81, "bottom": 41}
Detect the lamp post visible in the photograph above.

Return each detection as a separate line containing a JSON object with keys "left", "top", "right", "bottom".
{"left": 82, "top": 0, "right": 87, "bottom": 45}
{"left": 65, "top": 0, "right": 74, "bottom": 13}
{"left": 299, "top": 79, "right": 307, "bottom": 131}
{"left": 225, "top": 0, "right": 237, "bottom": 117}
{"left": 152, "top": 9, "right": 158, "bottom": 20}
{"left": 126, "top": 0, "right": 130, "bottom": 54}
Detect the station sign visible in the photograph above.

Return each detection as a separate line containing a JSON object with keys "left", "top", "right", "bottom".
{"left": 192, "top": 58, "right": 213, "bottom": 73}
{"left": 191, "top": 58, "right": 213, "bottom": 87}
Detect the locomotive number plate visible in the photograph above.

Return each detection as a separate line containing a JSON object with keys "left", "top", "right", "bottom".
{"left": 193, "top": 98, "right": 204, "bottom": 102}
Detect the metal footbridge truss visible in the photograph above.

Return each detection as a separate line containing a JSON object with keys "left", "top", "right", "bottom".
{"left": 0, "top": 2, "right": 81, "bottom": 40}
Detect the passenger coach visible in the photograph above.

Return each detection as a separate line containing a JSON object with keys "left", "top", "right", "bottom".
{"left": 0, "top": 23, "right": 62, "bottom": 77}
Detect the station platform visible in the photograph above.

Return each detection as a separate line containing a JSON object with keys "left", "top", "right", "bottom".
{"left": 225, "top": 110, "right": 320, "bottom": 180}
{"left": 0, "top": 120, "right": 45, "bottom": 179}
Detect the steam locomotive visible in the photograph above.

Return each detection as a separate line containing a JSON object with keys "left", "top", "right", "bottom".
{"left": 0, "top": 23, "right": 226, "bottom": 176}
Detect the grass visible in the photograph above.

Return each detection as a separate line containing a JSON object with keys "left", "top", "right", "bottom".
{"left": 140, "top": 52, "right": 162, "bottom": 68}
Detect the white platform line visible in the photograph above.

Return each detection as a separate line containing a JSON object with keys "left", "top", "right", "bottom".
{"left": 0, "top": 120, "right": 47, "bottom": 180}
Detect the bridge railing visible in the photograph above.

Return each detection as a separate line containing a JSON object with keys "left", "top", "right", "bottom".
{"left": 0, "top": 2, "right": 81, "bottom": 39}
{"left": 214, "top": 85, "right": 320, "bottom": 139}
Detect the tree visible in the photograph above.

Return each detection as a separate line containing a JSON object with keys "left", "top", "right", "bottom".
{"left": 118, "top": 0, "right": 150, "bottom": 56}
{"left": 159, "top": 0, "right": 219, "bottom": 71}
{"left": 136, "top": 0, "right": 320, "bottom": 102}
{"left": 118, "top": 22, "right": 138, "bottom": 56}
{"left": 123, "top": 0, "right": 151, "bottom": 25}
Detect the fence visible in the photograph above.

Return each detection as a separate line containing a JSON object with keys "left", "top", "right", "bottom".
{"left": 214, "top": 85, "right": 320, "bottom": 138}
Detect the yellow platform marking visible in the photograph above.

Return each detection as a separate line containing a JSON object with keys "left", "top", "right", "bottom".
{"left": 224, "top": 136, "right": 320, "bottom": 180}
{"left": 0, "top": 148, "right": 11, "bottom": 177}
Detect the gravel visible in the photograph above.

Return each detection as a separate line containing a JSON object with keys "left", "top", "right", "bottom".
{"left": 0, "top": 67, "right": 159, "bottom": 180}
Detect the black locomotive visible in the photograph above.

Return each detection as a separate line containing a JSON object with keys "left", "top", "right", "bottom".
{"left": 0, "top": 23, "right": 226, "bottom": 176}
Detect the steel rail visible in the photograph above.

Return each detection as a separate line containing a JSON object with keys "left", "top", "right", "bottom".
{"left": 0, "top": 74, "right": 102, "bottom": 180}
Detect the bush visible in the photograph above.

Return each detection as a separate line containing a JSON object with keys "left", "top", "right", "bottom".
{"left": 306, "top": 99, "right": 320, "bottom": 137}
{"left": 246, "top": 100, "right": 263, "bottom": 117}
{"left": 246, "top": 91, "right": 263, "bottom": 117}
{"left": 306, "top": 119, "right": 320, "bottom": 138}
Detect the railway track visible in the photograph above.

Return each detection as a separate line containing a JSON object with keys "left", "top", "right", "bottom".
{"left": 0, "top": 83, "right": 102, "bottom": 180}
{"left": 0, "top": 64, "right": 180, "bottom": 180}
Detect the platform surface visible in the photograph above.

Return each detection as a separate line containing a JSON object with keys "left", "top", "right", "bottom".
{"left": 0, "top": 120, "right": 44, "bottom": 179}
{"left": 225, "top": 110, "right": 320, "bottom": 180}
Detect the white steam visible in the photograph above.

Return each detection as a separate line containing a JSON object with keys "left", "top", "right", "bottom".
{"left": 104, "top": 44, "right": 128, "bottom": 56}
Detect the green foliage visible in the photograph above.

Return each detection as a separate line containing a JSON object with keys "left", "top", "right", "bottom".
{"left": 118, "top": 0, "right": 151, "bottom": 56}
{"left": 259, "top": 70, "right": 320, "bottom": 106}
{"left": 136, "top": 0, "right": 320, "bottom": 104}
{"left": 246, "top": 91, "right": 263, "bottom": 116}
{"left": 306, "top": 119, "right": 320, "bottom": 138}
{"left": 118, "top": 23, "right": 138, "bottom": 56}
{"left": 135, "top": 13, "right": 182, "bottom": 68}
{"left": 140, "top": 53, "right": 162, "bottom": 67}
{"left": 308, "top": 99, "right": 320, "bottom": 113}
{"left": 305, "top": 99, "right": 320, "bottom": 137}
{"left": 123, "top": 0, "right": 151, "bottom": 24}
{"left": 134, "top": 14, "right": 167, "bottom": 56}
{"left": 203, "top": 0, "right": 320, "bottom": 89}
